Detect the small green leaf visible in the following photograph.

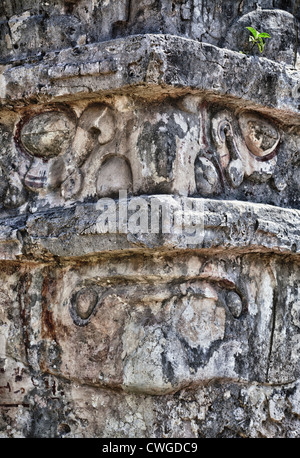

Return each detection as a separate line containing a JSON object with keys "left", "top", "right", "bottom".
{"left": 246, "top": 26, "right": 259, "bottom": 38}
{"left": 245, "top": 26, "right": 270, "bottom": 55}
{"left": 258, "top": 42, "right": 264, "bottom": 53}
{"left": 258, "top": 32, "right": 271, "bottom": 38}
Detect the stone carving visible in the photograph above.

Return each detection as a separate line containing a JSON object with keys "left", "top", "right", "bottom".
{"left": 0, "top": 97, "right": 297, "bottom": 213}
{"left": 61, "top": 103, "right": 117, "bottom": 200}
{"left": 96, "top": 156, "right": 133, "bottom": 197}
{"left": 20, "top": 111, "right": 75, "bottom": 160}
{"left": 3, "top": 251, "right": 300, "bottom": 436}
{"left": 7, "top": 254, "right": 295, "bottom": 399}
{"left": 239, "top": 112, "right": 280, "bottom": 159}
{"left": 15, "top": 106, "right": 77, "bottom": 196}
{"left": 195, "top": 109, "right": 280, "bottom": 197}
{"left": 13, "top": 103, "right": 120, "bottom": 201}
{"left": 212, "top": 110, "right": 279, "bottom": 182}
{"left": 70, "top": 287, "right": 99, "bottom": 326}
{"left": 5, "top": 258, "right": 249, "bottom": 396}
{"left": 194, "top": 156, "right": 220, "bottom": 196}
{"left": 2, "top": 0, "right": 300, "bottom": 440}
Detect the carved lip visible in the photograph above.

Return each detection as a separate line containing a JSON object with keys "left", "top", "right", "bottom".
{"left": 24, "top": 174, "right": 47, "bottom": 189}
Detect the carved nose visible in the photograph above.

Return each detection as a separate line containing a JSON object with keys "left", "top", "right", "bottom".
{"left": 79, "top": 104, "right": 116, "bottom": 146}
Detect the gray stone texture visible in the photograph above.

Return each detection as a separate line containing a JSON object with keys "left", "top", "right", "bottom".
{"left": 1, "top": 0, "right": 300, "bottom": 438}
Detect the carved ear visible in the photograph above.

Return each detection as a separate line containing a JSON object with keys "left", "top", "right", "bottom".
{"left": 238, "top": 112, "right": 280, "bottom": 159}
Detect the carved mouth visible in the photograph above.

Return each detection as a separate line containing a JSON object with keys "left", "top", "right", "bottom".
{"left": 24, "top": 174, "right": 47, "bottom": 189}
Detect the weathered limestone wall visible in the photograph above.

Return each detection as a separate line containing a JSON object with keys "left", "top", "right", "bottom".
{"left": 1, "top": 0, "right": 300, "bottom": 438}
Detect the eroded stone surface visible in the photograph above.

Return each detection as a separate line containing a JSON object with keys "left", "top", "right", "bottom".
{"left": 1, "top": 0, "right": 300, "bottom": 439}
{"left": 1, "top": 253, "right": 300, "bottom": 437}
{"left": 1, "top": 1, "right": 300, "bottom": 66}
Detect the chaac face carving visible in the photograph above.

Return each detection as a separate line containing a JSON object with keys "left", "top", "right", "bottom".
{"left": 13, "top": 102, "right": 134, "bottom": 202}
{"left": 0, "top": 41, "right": 300, "bottom": 439}
{"left": 0, "top": 4, "right": 300, "bottom": 439}
{"left": 17, "top": 254, "right": 300, "bottom": 396}
{"left": 0, "top": 94, "right": 297, "bottom": 211}
{"left": 15, "top": 103, "right": 120, "bottom": 199}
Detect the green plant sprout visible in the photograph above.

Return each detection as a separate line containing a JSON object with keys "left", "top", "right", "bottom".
{"left": 246, "top": 26, "right": 271, "bottom": 53}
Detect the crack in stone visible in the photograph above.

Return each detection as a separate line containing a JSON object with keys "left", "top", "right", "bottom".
{"left": 265, "top": 281, "right": 278, "bottom": 384}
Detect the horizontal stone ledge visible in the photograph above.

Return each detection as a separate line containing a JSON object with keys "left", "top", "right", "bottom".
{"left": 0, "top": 196, "right": 299, "bottom": 261}
{"left": 1, "top": 34, "right": 300, "bottom": 123}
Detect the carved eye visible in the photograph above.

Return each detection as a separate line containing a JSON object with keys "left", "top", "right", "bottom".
{"left": 70, "top": 287, "right": 99, "bottom": 326}
{"left": 20, "top": 111, "right": 76, "bottom": 159}
{"left": 239, "top": 113, "right": 280, "bottom": 158}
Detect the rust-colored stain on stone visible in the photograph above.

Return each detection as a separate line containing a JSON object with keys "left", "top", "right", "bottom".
{"left": 41, "top": 274, "right": 58, "bottom": 343}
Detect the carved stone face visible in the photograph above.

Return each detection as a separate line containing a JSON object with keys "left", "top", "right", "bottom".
{"left": 1, "top": 1, "right": 300, "bottom": 438}
{"left": 10, "top": 96, "right": 290, "bottom": 210}
{"left": 21, "top": 254, "right": 299, "bottom": 396}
